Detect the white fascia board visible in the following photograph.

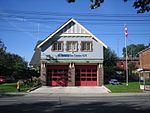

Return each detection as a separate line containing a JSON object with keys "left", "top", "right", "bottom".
{"left": 60, "top": 33, "right": 91, "bottom": 37}
{"left": 37, "top": 19, "right": 73, "bottom": 48}
{"left": 72, "top": 19, "right": 107, "bottom": 48}
{"left": 37, "top": 18, "right": 107, "bottom": 48}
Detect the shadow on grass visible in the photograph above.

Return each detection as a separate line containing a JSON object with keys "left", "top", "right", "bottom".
{"left": 0, "top": 100, "right": 149, "bottom": 113}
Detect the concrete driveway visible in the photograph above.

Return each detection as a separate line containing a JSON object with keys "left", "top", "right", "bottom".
{"left": 30, "top": 86, "right": 111, "bottom": 96}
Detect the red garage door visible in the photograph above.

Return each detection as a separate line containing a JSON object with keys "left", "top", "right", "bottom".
{"left": 75, "top": 65, "right": 97, "bottom": 86}
{"left": 47, "top": 65, "right": 68, "bottom": 86}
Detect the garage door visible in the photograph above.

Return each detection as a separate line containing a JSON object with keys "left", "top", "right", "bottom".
{"left": 75, "top": 65, "right": 97, "bottom": 86}
{"left": 47, "top": 65, "right": 68, "bottom": 86}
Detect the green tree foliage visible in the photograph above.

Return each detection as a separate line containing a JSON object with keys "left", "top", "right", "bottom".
{"left": 122, "top": 44, "right": 147, "bottom": 58}
{"left": 0, "top": 39, "right": 39, "bottom": 81}
{"left": 122, "top": 44, "right": 147, "bottom": 81}
{"left": 0, "top": 40, "right": 6, "bottom": 50}
{"left": 128, "top": 62, "right": 139, "bottom": 81}
{"left": 133, "top": 0, "right": 150, "bottom": 13}
{"left": 67, "top": 0, "right": 150, "bottom": 13}
{"left": 103, "top": 48, "right": 118, "bottom": 83}
{"left": 0, "top": 40, "right": 7, "bottom": 75}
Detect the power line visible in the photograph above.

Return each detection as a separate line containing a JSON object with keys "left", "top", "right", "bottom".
{"left": 1, "top": 10, "right": 150, "bottom": 17}
{"left": 0, "top": 28, "right": 150, "bottom": 36}
{"left": 0, "top": 18, "right": 150, "bottom": 26}
{"left": 0, "top": 15, "right": 150, "bottom": 22}
{"left": 0, "top": 10, "right": 149, "bottom": 39}
{"left": 0, "top": 10, "right": 150, "bottom": 27}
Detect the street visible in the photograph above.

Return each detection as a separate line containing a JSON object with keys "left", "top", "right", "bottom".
{"left": 0, "top": 94, "right": 150, "bottom": 113}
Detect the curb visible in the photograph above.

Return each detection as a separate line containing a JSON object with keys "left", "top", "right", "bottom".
{"left": 27, "top": 85, "right": 42, "bottom": 92}
{"left": 102, "top": 85, "right": 111, "bottom": 93}
{"left": 1, "top": 92, "right": 149, "bottom": 97}
{"left": 27, "top": 92, "right": 150, "bottom": 97}
{"left": 0, "top": 92, "right": 28, "bottom": 97}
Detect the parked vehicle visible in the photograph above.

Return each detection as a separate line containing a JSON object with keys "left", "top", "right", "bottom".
{"left": 109, "top": 79, "right": 122, "bottom": 85}
{"left": 0, "top": 76, "right": 7, "bottom": 84}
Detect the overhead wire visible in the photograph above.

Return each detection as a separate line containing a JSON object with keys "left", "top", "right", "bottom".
{"left": 1, "top": 9, "right": 150, "bottom": 17}
{"left": 0, "top": 10, "right": 149, "bottom": 37}
{"left": 0, "top": 28, "right": 149, "bottom": 36}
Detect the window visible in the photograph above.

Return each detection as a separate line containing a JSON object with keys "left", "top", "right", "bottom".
{"left": 52, "top": 42, "right": 63, "bottom": 51}
{"left": 66, "top": 41, "right": 78, "bottom": 52}
{"left": 81, "top": 41, "right": 93, "bottom": 51}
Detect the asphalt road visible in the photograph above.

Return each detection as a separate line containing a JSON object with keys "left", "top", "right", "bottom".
{"left": 0, "top": 94, "right": 150, "bottom": 113}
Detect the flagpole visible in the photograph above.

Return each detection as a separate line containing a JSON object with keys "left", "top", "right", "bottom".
{"left": 125, "top": 35, "right": 128, "bottom": 86}
{"left": 124, "top": 24, "right": 128, "bottom": 86}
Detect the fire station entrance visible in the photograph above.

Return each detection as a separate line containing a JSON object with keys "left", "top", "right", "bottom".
{"left": 46, "top": 65, "right": 98, "bottom": 86}
{"left": 75, "top": 65, "right": 97, "bottom": 86}
{"left": 47, "top": 65, "right": 68, "bottom": 86}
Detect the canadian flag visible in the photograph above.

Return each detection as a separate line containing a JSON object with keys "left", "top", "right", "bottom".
{"left": 124, "top": 24, "right": 128, "bottom": 38}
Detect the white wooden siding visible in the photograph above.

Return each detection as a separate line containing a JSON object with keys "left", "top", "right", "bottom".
{"left": 61, "top": 22, "right": 88, "bottom": 34}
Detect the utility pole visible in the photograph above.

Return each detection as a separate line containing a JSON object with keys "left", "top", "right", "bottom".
{"left": 37, "top": 23, "right": 40, "bottom": 41}
{"left": 117, "top": 38, "right": 120, "bottom": 57}
{"left": 148, "top": 37, "right": 150, "bottom": 46}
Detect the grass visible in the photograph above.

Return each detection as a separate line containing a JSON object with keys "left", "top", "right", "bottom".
{"left": 0, "top": 82, "right": 143, "bottom": 93}
{"left": 0, "top": 83, "right": 31, "bottom": 93}
{"left": 105, "top": 82, "right": 143, "bottom": 93}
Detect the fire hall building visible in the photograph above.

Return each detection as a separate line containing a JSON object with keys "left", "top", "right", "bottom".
{"left": 30, "top": 18, "right": 107, "bottom": 86}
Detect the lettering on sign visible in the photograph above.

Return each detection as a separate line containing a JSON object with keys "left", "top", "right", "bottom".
{"left": 57, "top": 53, "right": 87, "bottom": 58}
{"left": 144, "top": 85, "right": 150, "bottom": 91}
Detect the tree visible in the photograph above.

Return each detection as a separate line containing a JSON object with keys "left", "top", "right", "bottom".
{"left": 0, "top": 39, "right": 7, "bottom": 75}
{"left": 122, "top": 44, "right": 147, "bottom": 81}
{"left": 122, "top": 44, "right": 147, "bottom": 58}
{"left": 128, "top": 62, "right": 139, "bottom": 81}
{"left": 133, "top": 0, "right": 150, "bottom": 13}
{"left": 0, "top": 39, "right": 6, "bottom": 51}
{"left": 7, "top": 53, "right": 27, "bottom": 79}
{"left": 0, "top": 39, "right": 39, "bottom": 81}
{"left": 67, "top": 0, "right": 150, "bottom": 13}
{"left": 103, "top": 48, "right": 118, "bottom": 83}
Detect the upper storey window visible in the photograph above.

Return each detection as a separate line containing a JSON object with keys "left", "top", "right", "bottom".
{"left": 81, "top": 41, "right": 93, "bottom": 52}
{"left": 52, "top": 41, "right": 63, "bottom": 51}
{"left": 66, "top": 41, "right": 78, "bottom": 52}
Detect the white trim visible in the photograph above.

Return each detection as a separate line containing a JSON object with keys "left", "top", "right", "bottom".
{"left": 60, "top": 33, "right": 91, "bottom": 37}
{"left": 37, "top": 19, "right": 73, "bottom": 48}
{"left": 37, "top": 18, "right": 107, "bottom": 48}
{"left": 138, "top": 46, "right": 150, "bottom": 54}
{"left": 73, "top": 19, "right": 107, "bottom": 48}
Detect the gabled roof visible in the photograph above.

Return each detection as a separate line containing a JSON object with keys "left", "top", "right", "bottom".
{"left": 30, "top": 41, "right": 42, "bottom": 66}
{"left": 30, "top": 48, "right": 41, "bottom": 66}
{"left": 34, "top": 40, "right": 43, "bottom": 50}
{"left": 138, "top": 46, "right": 150, "bottom": 54}
{"left": 37, "top": 18, "right": 107, "bottom": 48}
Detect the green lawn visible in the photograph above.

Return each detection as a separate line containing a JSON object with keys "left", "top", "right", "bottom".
{"left": 0, "top": 83, "right": 31, "bottom": 93}
{"left": 0, "top": 82, "right": 142, "bottom": 93}
{"left": 105, "top": 82, "right": 142, "bottom": 93}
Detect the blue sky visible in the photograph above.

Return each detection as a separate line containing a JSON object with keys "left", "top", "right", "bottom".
{"left": 0, "top": 0, "right": 150, "bottom": 62}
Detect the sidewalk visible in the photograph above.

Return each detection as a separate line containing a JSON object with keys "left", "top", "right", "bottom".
{"left": 27, "top": 91, "right": 150, "bottom": 97}
{"left": 1, "top": 85, "right": 150, "bottom": 97}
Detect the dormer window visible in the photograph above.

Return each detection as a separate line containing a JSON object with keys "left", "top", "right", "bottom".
{"left": 81, "top": 41, "right": 93, "bottom": 52}
{"left": 66, "top": 41, "right": 78, "bottom": 52}
{"left": 52, "top": 41, "right": 63, "bottom": 51}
